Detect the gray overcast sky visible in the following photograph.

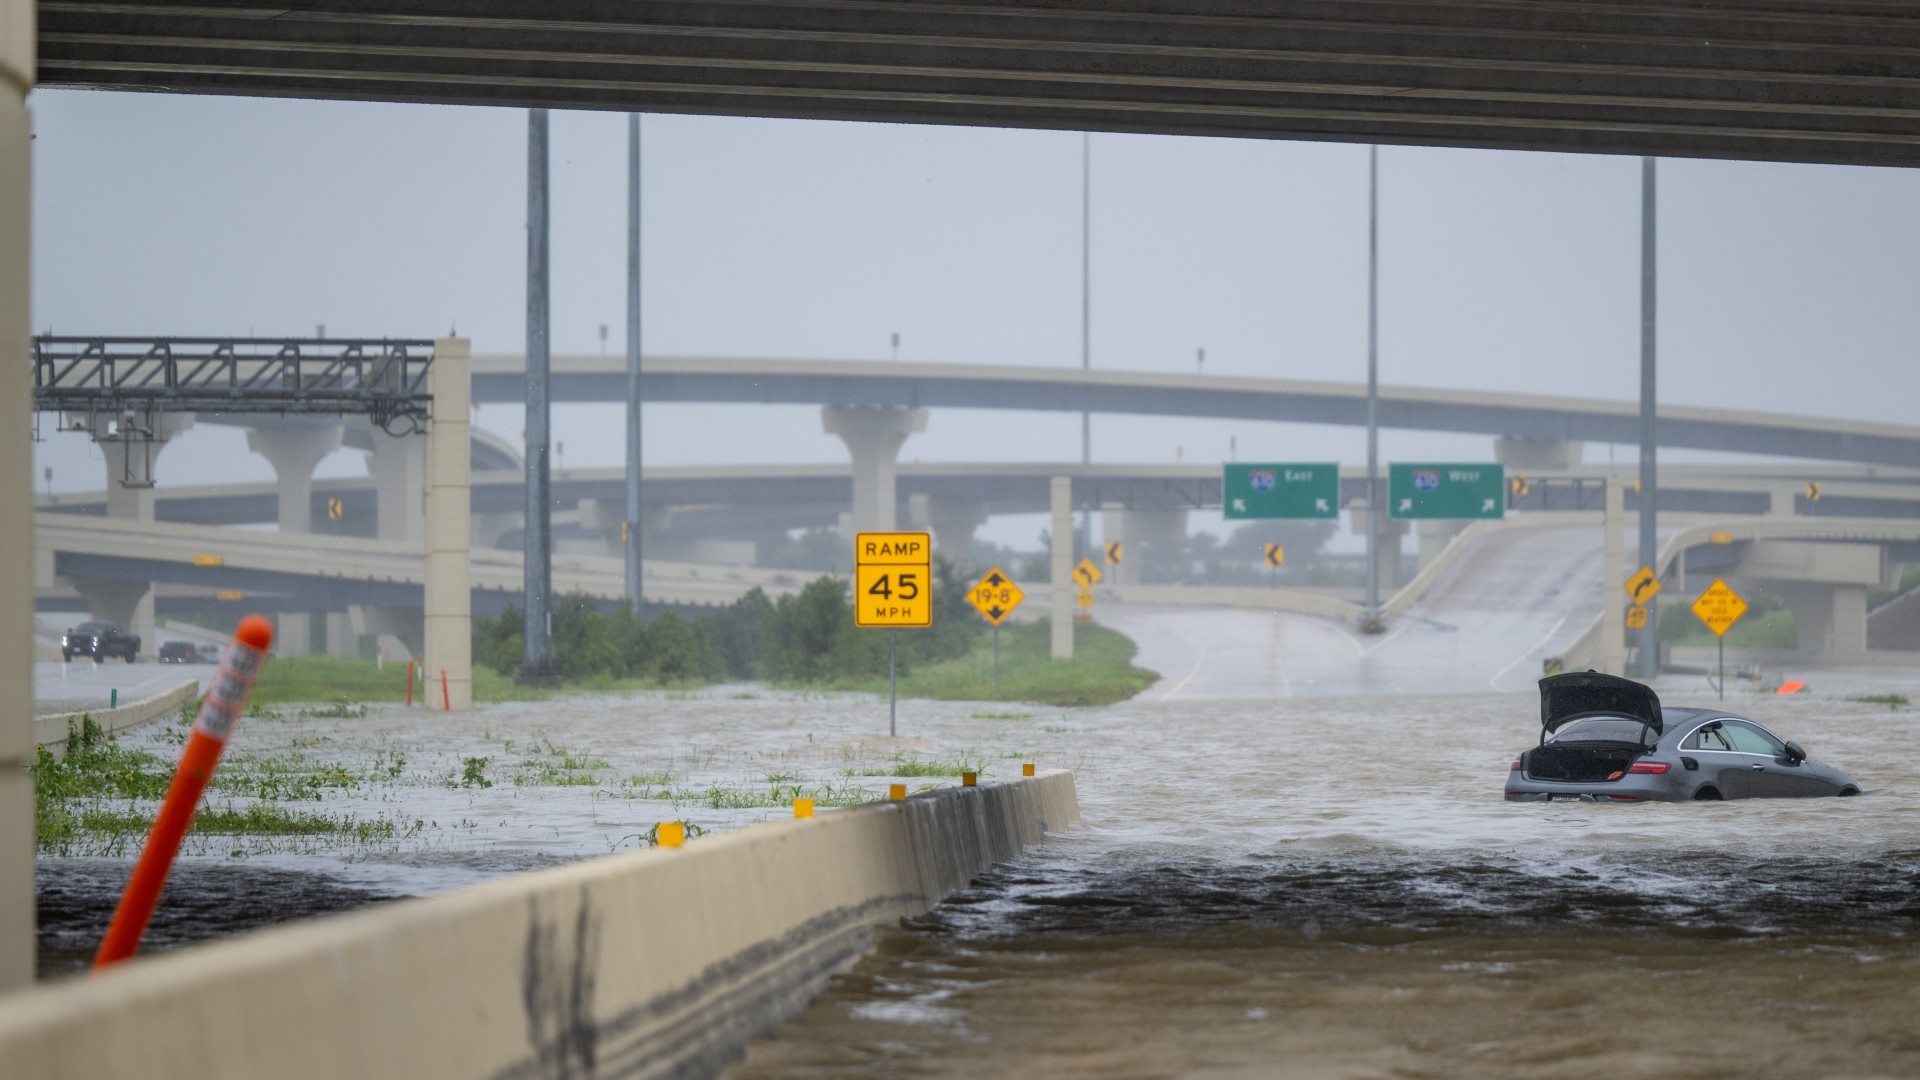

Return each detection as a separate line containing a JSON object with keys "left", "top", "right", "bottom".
{"left": 27, "top": 89, "right": 1920, "bottom": 547}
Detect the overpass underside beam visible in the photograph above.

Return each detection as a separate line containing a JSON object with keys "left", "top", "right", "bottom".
{"left": 33, "top": 5, "right": 1920, "bottom": 169}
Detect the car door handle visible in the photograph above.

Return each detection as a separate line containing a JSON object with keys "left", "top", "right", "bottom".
{"left": 1751, "top": 763, "right": 1767, "bottom": 771}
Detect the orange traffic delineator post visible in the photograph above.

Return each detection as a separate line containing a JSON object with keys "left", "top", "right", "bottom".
{"left": 94, "top": 615, "right": 274, "bottom": 970}
{"left": 441, "top": 668, "right": 451, "bottom": 711}
{"left": 406, "top": 659, "right": 415, "bottom": 707}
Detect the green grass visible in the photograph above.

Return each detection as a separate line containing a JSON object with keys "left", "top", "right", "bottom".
{"left": 1850, "top": 693, "right": 1909, "bottom": 710}
{"left": 248, "top": 655, "right": 665, "bottom": 706}
{"left": 856, "top": 619, "right": 1158, "bottom": 706}
{"left": 1663, "top": 607, "right": 1798, "bottom": 649}
{"left": 847, "top": 754, "right": 984, "bottom": 778}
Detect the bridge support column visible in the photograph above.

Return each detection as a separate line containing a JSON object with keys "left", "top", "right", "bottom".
{"left": 424, "top": 338, "right": 472, "bottom": 711}
{"left": 246, "top": 421, "right": 344, "bottom": 654}
{"left": 1601, "top": 474, "right": 1626, "bottom": 676}
{"left": 1099, "top": 508, "right": 1187, "bottom": 585}
{"left": 1494, "top": 436, "right": 1583, "bottom": 472}
{"left": 366, "top": 418, "right": 426, "bottom": 543}
{"left": 1415, "top": 520, "right": 1464, "bottom": 572}
{"left": 1051, "top": 477, "right": 1072, "bottom": 660}
{"left": 823, "top": 406, "right": 926, "bottom": 535}
{"left": 1349, "top": 501, "right": 1407, "bottom": 594}
{"left": 2, "top": 1, "right": 34, "bottom": 988}
{"left": 66, "top": 577, "right": 152, "bottom": 650}
{"left": 908, "top": 495, "right": 988, "bottom": 568}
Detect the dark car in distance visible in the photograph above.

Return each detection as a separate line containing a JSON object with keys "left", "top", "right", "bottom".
{"left": 1505, "top": 671, "right": 1860, "bottom": 802}
{"left": 158, "top": 641, "right": 201, "bottom": 664}
{"left": 62, "top": 621, "right": 141, "bottom": 663}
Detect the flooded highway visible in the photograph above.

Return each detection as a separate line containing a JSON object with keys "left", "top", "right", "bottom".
{"left": 724, "top": 528, "right": 1920, "bottom": 1079}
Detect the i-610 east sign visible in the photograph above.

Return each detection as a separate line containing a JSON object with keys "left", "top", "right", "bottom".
{"left": 1388, "top": 463, "right": 1506, "bottom": 520}
{"left": 1222, "top": 463, "right": 1339, "bottom": 519}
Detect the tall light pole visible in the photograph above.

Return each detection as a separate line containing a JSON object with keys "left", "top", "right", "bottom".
{"left": 624, "top": 113, "right": 643, "bottom": 618}
{"left": 519, "top": 108, "right": 557, "bottom": 685}
{"left": 1080, "top": 131, "right": 1091, "bottom": 465}
{"left": 1364, "top": 145, "right": 1381, "bottom": 626}
{"left": 1636, "top": 157, "right": 1660, "bottom": 678}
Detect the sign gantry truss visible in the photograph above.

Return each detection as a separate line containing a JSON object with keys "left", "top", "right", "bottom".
{"left": 32, "top": 337, "right": 438, "bottom": 435}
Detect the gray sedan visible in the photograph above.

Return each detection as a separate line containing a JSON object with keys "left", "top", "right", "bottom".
{"left": 1505, "top": 672, "right": 1860, "bottom": 802}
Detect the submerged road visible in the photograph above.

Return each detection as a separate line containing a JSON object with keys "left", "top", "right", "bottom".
{"left": 1107, "top": 524, "right": 1615, "bottom": 700}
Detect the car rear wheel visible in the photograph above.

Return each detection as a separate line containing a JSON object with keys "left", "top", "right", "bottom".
{"left": 1693, "top": 786, "right": 1723, "bottom": 801}
{"left": 1839, "top": 787, "right": 1860, "bottom": 797}
{"left": 92, "top": 654, "right": 104, "bottom": 664}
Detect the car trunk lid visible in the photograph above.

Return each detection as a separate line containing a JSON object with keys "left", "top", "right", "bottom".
{"left": 1539, "top": 672, "right": 1662, "bottom": 738}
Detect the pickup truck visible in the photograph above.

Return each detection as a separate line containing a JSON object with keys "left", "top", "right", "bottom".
{"left": 62, "top": 621, "right": 141, "bottom": 663}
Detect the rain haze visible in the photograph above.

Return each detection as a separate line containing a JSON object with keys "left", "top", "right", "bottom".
{"left": 27, "top": 90, "right": 1920, "bottom": 547}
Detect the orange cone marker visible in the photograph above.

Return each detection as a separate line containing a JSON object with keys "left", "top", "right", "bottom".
{"left": 94, "top": 615, "right": 274, "bottom": 970}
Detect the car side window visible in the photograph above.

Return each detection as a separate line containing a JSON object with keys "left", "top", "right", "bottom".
{"left": 1719, "top": 720, "right": 1787, "bottom": 757}
{"left": 1683, "top": 722, "right": 1736, "bottom": 752}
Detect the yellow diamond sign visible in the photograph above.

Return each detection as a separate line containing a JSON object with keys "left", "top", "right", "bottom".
{"left": 1074, "top": 558, "right": 1103, "bottom": 587}
{"left": 967, "top": 567, "right": 1024, "bottom": 628}
{"left": 1624, "top": 565, "right": 1661, "bottom": 605}
{"left": 1691, "top": 578, "right": 1748, "bottom": 638}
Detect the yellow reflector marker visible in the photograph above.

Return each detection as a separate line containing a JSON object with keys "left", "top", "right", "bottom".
{"left": 961, "top": 771, "right": 977, "bottom": 787}
{"left": 889, "top": 784, "right": 906, "bottom": 801}
{"left": 1022, "top": 763, "right": 1035, "bottom": 777}
{"left": 657, "top": 821, "right": 685, "bottom": 848}
{"left": 793, "top": 799, "right": 814, "bottom": 819}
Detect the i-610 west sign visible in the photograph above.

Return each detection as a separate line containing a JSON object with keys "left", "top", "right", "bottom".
{"left": 1388, "top": 463, "right": 1506, "bottom": 520}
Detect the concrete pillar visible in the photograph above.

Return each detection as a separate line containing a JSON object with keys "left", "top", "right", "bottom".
{"left": 1768, "top": 583, "right": 1869, "bottom": 658}
{"left": 473, "top": 509, "right": 521, "bottom": 550}
{"left": 67, "top": 577, "right": 152, "bottom": 640}
{"left": 92, "top": 411, "right": 193, "bottom": 522}
{"left": 908, "top": 494, "right": 988, "bottom": 568}
{"left": 1, "top": 0, "right": 35, "bottom": 988}
{"left": 1494, "top": 435, "right": 1583, "bottom": 472}
{"left": 326, "top": 611, "right": 356, "bottom": 657}
{"left": 1051, "top": 477, "right": 1073, "bottom": 660}
{"left": 246, "top": 420, "right": 343, "bottom": 654}
{"left": 423, "top": 338, "right": 472, "bottom": 711}
{"left": 1099, "top": 507, "right": 1187, "bottom": 585}
{"left": 366, "top": 417, "right": 426, "bottom": 543}
{"left": 246, "top": 420, "right": 343, "bottom": 535}
{"left": 1348, "top": 501, "right": 1407, "bottom": 593}
{"left": 822, "top": 405, "right": 926, "bottom": 535}
{"left": 1416, "top": 519, "right": 1463, "bottom": 572}
{"left": 1601, "top": 475, "right": 1626, "bottom": 676}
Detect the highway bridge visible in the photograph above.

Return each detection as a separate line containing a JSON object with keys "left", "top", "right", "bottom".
{"left": 474, "top": 355, "right": 1920, "bottom": 470}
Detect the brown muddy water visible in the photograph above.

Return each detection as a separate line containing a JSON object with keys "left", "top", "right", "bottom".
{"left": 34, "top": 681, "right": 1920, "bottom": 1078}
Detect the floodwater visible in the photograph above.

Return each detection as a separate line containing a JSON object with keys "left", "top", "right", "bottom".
{"left": 725, "top": 685, "right": 1920, "bottom": 1079}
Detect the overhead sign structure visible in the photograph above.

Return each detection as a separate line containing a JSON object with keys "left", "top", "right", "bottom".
{"left": 1263, "top": 543, "right": 1284, "bottom": 568}
{"left": 854, "top": 532, "right": 931, "bottom": 628}
{"left": 1691, "top": 578, "right": 1748, "bottom": 638}
{"left": 1222, "top": 463, "right": 1340, "bottom": 519}
{"left": 1626, "top": 605, "right": 1649, "bottom": 629}
{"left": 1105, "top": 542, "right": 1123, "bottom": 566}
{"left": 967, "top": 567, "right": 1024, "bottom": 627}
{"left": 1389, "top": 463, "right": 1506, "bottom": 520}
{"left": 1624, "top": 565, "right": 1662, "bottom": 605}
{"left": 1074, "top": 558, "right": 1103, "bottom": 587}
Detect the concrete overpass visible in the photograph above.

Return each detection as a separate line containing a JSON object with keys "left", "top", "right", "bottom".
{"left": 34, "top": 2, "right": 1920, "bottom": 168}
{"left": 473, "top": 355, "right": 1920, "bottom": 471}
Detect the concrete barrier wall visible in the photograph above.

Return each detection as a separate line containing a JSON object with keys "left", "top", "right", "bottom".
{"left": 32, "top": 680, "right": 198, "bottom": 760}
{"left": 0, "top": 770, "right": 1079, "bottom": 1079}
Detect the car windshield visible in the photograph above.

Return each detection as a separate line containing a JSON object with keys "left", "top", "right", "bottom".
{"left": 1546, "top": 716, "right": 1652, "bottom": 744}
{"left": 72, "top": 622, "right": 110, "bottom": 634}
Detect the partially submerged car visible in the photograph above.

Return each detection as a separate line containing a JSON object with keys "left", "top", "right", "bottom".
{"left": 1506, "top": 672, "right": 1860, "bottom": 802}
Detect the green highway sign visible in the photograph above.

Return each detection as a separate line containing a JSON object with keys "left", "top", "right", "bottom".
{"left": 1388, "top": 463, "right": 1506, "bottom": 520}
{"left": 1222, "top": 462, "right": 1340, "bottom": 520}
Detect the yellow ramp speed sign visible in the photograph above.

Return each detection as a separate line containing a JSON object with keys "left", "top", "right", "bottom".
{"left": 855, "top": 532, "right": 931, "bottom": 627}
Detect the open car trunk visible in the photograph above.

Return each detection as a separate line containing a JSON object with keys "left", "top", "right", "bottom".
{"left": 1524, "top": 743, "right": 1646, "bottom": 783}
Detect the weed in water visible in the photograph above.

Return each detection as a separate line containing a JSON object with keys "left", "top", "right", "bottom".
{"left": 971, "top": 711, "right": 1032, "bottom": 720}
{"left": 1850, "top": 693, "right": 1909, "bottom": 710}
{"left": 460, "top": 756, "right": 493, "bottom": 789}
